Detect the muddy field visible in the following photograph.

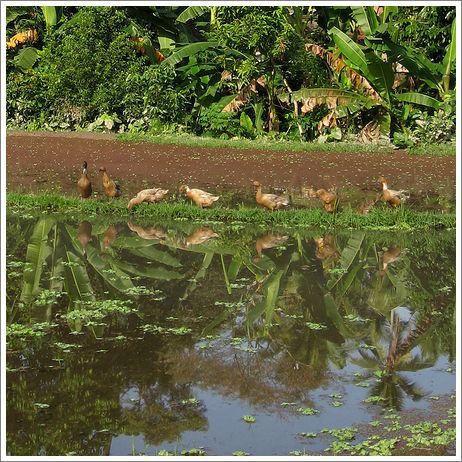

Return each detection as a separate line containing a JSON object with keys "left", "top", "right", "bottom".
{"left": 6, "top": 131, "right": 456, "bottom": 199}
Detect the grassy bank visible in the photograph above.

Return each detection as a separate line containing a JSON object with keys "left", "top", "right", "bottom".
{"left": 7, "top": 192, "right": 455, "bottom": 230}
{"left": 117, "top": 132, "right": 455, "bottom": 156}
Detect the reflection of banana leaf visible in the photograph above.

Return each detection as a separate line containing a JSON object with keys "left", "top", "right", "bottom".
{"left": 85, "top": 245, "right": 134, "bottom": 292}
{"left": 367, "top": 273, "right": 403, "bottom": 314}
{"left": 180, "top": 252, "right": 214, "bottom": 301}
{"left": 108, "top": 258, "right": 184, "bottom": 281}
{"left": 20, "top": 217, "right": 55, "bottom": 303}
{"left": 129, "top": 246, "right": 182, "bottom": 267}
{"left": 327, "top": 232, "right": 365, "bottom": 291}
{"left": 62, "top": 250, "right": 94, "bottom": 302}
{"left": 220, "top": 255, "right": 232, "bottom": 295}
{"left": 112, "top": 236, "right": 157, "bottom": 248}
{"left": 227, "top": 254, "right": 242, "bottom": 283}
{"left": 323, "top": 293, "right": 350, "bottom": 340}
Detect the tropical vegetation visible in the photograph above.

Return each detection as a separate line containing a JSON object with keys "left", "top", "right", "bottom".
{"left": 6, "top": 5, "right": 456, "bottom": 148}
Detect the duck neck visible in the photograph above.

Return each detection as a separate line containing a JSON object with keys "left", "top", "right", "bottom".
{"left": 255, "top": 186, "right": 262, "bottom": 199}
{"left": 381, "top": 182, "right": 388, "bottom": 191}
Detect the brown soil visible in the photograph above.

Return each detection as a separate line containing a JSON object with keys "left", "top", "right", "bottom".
{"left": 6, "top": 130, "right": 456, "bottom": 199}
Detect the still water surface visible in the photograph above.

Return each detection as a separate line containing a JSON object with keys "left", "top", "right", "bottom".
{"left": 6, "top": 214, "right": 455, "bottom": 456}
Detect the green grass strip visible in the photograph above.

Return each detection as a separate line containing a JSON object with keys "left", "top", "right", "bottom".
{"left": 7, "top": 192, "right": 455, "bottom": 230}
{"left": 117, "top": 132, "right": 455, "bottom": 156}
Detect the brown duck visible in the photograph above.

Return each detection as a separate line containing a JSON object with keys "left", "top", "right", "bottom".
{"left": 316, "top": 189, "right": 337, "bottom": 213}
{"left": 99, "top": 167, "right": 122, "bottom": 198}
{"left": 253, "top": 181, "right": 289, "bottom": 211}
{"left": 179, "top": 185, "right": 220, "bottom": 208}
{"left": 127, "top": 188, "right": 169, "bottom": 210}
{"left": 378, "top": 176, "right": 409, "bottom": 207}
{"left": 77, "top": 161, "right": 92, "bottom": 199}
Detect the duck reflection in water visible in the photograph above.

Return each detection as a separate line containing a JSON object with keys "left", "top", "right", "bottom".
{"left": 77, "top": 221, "right": 92, "bottom": 257}
{"left": 185, "top": 227, "right": 218, "bottom": 247}
{"left": 254, "top": 234, "right": 289, "bottom": 262}
{"left": 102, "top": 224, "right": 118, "bottom": 252}
{"left": 127, "top": 221, "right": 167, "bottom": 241}
{"left": 314, "top": 235, "right": 339, "bottom": 270}
{"left": 378, "top": 244, "right": 402, "bottom": 275}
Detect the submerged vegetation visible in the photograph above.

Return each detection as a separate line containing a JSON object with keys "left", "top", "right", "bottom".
{"left": 7, "top": 192, "right": 455, "bottom": 230}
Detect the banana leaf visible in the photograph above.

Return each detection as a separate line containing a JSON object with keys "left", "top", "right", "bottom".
{"left": 330, "top": 27, "right": 393, "bottom": 102}
{"left": 440, "top": 19, "right": 456, "bottom": 92}
{"left": 161, "top": 41, "right": 220, "bottom": 66}
{"left": 351, "top": 6, "right": 378, "bottom": 36}
{"left": 176, "top": 6, "right": 209, "bottom": 23}
{"left": 41, "top": 6, "right": 62, "bottom": 28}
{"left": 14, "top": 47, "right": 39, "bottom": 70}
{"left": 395, "top": 92, "right": 441, "bottom": 110}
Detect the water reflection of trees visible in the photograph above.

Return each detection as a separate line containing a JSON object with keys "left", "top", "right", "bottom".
{"left": 6, "top": 216, "right": 456, "bottom": 454}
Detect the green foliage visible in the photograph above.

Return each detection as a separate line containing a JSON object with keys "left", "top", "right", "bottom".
{"left": 5, "top": 5, "right": 457, "bottom": 144}
{"left": 197, "top": 103, "right": 244, "bottom": 138}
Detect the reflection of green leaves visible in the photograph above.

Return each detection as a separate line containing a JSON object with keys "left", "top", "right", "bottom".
{"left": 20, "top": 218, "right": 55, "bottom": 303}
{"left": 85, "top": 246, "right": 134, "bottom": 292}
{"left": 62, "top": 250, "right": 94, "bottom": 302}
{"left": 327, "top": 232, "right": 365, "bottom": 291}
{"left": 130, "top": 246, "right": 182, "bottom": 267}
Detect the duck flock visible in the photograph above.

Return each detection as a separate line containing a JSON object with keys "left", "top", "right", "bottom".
{"left": 77, "top": 161, "right": 409, "bottom": 212}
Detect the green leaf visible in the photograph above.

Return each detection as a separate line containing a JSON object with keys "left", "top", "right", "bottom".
{"left": 14, "top": 47, "right": 39, "bottom": 70}
{"left": 158, "top": 35, "right": 175, "bottom": 50}
{"left": 377, "top": 111, "right": 391, "bottom": 136}
{"left": 176, "top": 6, "right": 210, "bottom": 23}
{"left": 20, "top": 218, "right": 55, "bottom": 303}
{"left": 6, "top": 7, "right": 28, "bottom": 25}
{"left": 395, "top": 92, "right": 441, "bottom": 110}
{"left": 239, "top": 112, "right": 254, "bottom": 134}
{"left": 441, "top": 19, "right": 456, "bottom": 92}
{"left": 41, "top": 6, "right": 62, "bottom": 28}
{"left": 161, "top": 42, "right": 220, "bottom": 67}
{"left": 330, "top": 27, "right": 393, "bottom": 101}
{"left": 329, "top": 27, "right": 369, "bottom": 75}
{"left": 381, "top": 6, "right": 398, "bottom": 23}
{"left": 351, "top": 7, "right": 378, "bottom": 36}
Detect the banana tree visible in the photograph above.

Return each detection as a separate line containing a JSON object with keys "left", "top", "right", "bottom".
{"left": 303, "top": 6, "right": 455, "bottom": 137}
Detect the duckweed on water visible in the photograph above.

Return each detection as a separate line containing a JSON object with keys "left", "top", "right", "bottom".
{"left": 242, "top": 415, "right": 256, "bottom": 423}
{"left": 297, "top": 407, "right": 320, "bottom": 416}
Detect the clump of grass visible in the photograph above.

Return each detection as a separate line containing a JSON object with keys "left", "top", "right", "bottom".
{"left": 7, "top": 193, "right": 456, "bottom": 230}
{"left": 408, "top": 143, "right": 456, "bottom": 157}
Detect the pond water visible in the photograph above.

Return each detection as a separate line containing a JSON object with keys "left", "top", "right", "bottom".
{"left": 6, "top": 214, "right": 456, "bottom": 456}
